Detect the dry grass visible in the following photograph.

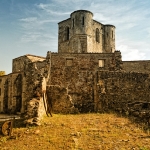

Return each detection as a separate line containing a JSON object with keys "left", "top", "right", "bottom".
{"left": 0, "top": 113, "right": 150, "bottom": 150}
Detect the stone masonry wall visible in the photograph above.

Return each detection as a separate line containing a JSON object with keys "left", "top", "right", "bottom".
{"left": 50, "top": 52, "right": 122, "bottom": 112}
{"left": 0, "top": 52, "right": 51, "bottom": 125}
{"left": 96, "top": 71, "right": 150, "bottom": 124}
{"left": 46, "top": 85, "right": 78, "bottom": 114}
{"left": 123, "top": 60, "right": 150, "bottom": 74}
{"left": 58, "top": 10, "right": 115, "bottom": 53}
{"left": 12, "top": 54, "right": 45, "bottom": 73}
{"left": 0, "top": 73, "right": 23, "bottom": 114}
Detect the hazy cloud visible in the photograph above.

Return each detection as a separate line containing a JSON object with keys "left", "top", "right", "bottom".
{"left": 20, "top": 17, "right": 37, "bottom": 22}
{"left": 36, "top": 3, "right": 71, "bottom": 16}
{"left": 118, "top": 45, "right": 146, "bottom": 60}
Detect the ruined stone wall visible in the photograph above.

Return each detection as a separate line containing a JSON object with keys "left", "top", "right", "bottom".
{"left": 50, "top": 52, "right": 122, "bottom": 112}
{"left": 96, "top": 71, "right": 150, "bottom": 123}
{"left": 23, "top": 62, "right": 46, "bottom": 125}
{"left": 0, "top": 52, "right": 50, "bottom": 126}
{"left": 13, "top": 56, "right": 30, "bottom": 73}
{"left": 46, "top": 85, "right": 78, "bottom": 114}
{"left": 0, "top": 76, "right": 7, "bottom": 112}
{"left": 23, "top": 52, "right": 51, "bottom": 125}
{"left": 0, "top": 53, "right": 48, "bottom": 115}
{"left": 0, "top": 73, "right": 23, "bottom": 113}
{"left": 123, "top": 60, "right": 150, "bottom": 74}
{"left": 12, "top": 54, "right": 45, "bottom": 73}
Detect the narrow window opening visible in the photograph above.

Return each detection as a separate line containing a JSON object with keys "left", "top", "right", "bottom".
{"left": 99, "top": 60, "right": 104, "bottom": 67}
{"left": 82, "top": 16, "right": 84, "bottom": 26}
{"left": 112, "top": 31, "right": 113, "bottom": 38}
{"left": 72, "top": 19, "right": 74, "bottom": 28}
{"left": 96, "top": 28, "right": 100, "bottom": 43}
{"left": 65, "top": 27, "right": 69, "bottom": 41}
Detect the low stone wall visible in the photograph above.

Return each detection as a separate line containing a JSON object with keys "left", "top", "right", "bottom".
{"left": 96, "top": 71, "right": 150, "bottom": 124}
{"left": 123, "top": 60, "right": 150, "bottom": 74}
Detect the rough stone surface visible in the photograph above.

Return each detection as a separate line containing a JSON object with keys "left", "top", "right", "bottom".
{"left": 46, "top": 85, "right": 79, "bottom": 114}
{"left": 96, "top": 71, "right": 150, "bottom": 124}
{"left": 123, "top": 60, "right": 150, "bottom": 73}
{"left": 23, "top": 52, "right": 51, "bottom": 125}
{"left": 50, "top": 51, "right": 122, "bottom": 112}
{"left": 0, "top": 73, "right": 23, "bottom": 114}
{"left": 12, "top": 54, "right": 45, "bottom": 73}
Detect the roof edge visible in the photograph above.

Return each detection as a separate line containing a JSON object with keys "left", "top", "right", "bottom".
{"left": 71, "top": 10, "right": 93, "bottom": 16}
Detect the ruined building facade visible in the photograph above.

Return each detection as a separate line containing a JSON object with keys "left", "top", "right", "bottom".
{"left": 0, "top": 10, "right": 150, "bottom": 125}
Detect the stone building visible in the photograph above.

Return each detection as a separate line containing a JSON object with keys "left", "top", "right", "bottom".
{"left": 0, "top": 10, "right": 150, "bottom": 125}
{"left": 58, "top": 10, "right": 115, "bottom": 53}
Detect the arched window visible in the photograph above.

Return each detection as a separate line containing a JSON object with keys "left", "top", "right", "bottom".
{"left": 65, "top": 26, "right": 69, "bottom": 41}
{"left": 82, "top": 16, "right": 84, "bottom": 26}
{"left": 96, "top": 28, "right": 100, "bottom": 43}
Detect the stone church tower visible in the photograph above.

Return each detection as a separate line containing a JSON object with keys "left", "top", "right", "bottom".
{"left": 58, "top": 10, "right": 115, "bottom": 53}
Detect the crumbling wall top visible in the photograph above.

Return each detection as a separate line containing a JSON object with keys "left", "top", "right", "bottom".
{"left": 26, "top": 54, "right": 45, "bottom": 62}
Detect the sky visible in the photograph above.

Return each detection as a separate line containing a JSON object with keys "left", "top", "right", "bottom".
{"left": 0, "top": 0, "right": 150, "bottom": 74}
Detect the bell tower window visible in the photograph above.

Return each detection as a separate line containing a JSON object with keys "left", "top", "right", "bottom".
{"left": 96, "top": 28, "right": 100, "bottom": 43}
{"left": 65, "top": 27, "right": 69, "bottom": 41}
{"left": 82, "top": 16, "right": 84, "bottom": 26}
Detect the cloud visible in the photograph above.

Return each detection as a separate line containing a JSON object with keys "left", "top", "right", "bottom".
{"left": 118, "top": 45, "right": 146, "bottom": 61}
{"left": 18, "top": 8, "right": 58, "bottom": 44}
{"left": 93, "top": 13, "right": 109, "bottom": 23}
{"left": 20, "top": 17, "right": 37, "bottom": 22}
{"left": 20, "top": 17, "right": 58, "bottom": 26}
{"left": 36, "top": 3, "right": 71, "bottom": 16}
